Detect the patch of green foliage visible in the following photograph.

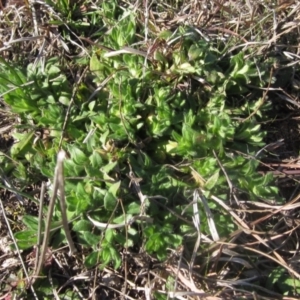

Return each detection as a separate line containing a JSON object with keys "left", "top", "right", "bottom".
{"left": 266, "top": 266, "right": 300, "bottom": 296}
{"left": 0, "top": 0, "right": 281, "bottom": 296}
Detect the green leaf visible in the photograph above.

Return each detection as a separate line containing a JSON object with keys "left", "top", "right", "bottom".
{"left": 104, "top": 181, "right": 120, "bottom": 210}
{"left": 266, "top": 266, "right": 300, "bottom": 295}
{"left": 10, "top": 131, "right": 35, "bottom": 158}
{"left": 46, "top": 63, "right": 60, "bottom": 76}
{"left": 101, "top": 161, "right": 118, "bottom": 173}
{"left": 101, "top": 246, "right": 111, "bottom": 264}
{"left": 90, "top": 54, "right": 103, "bottom": 79}
{"left": 76, "top": 198, "right": 90, "bottom": 215}
{"left": 175, "top": 62, "right": 196, "bottom": 74}
{"left": 110, "top": 247, "right": 122, "bottom": 269}
{"left": 0, "top": 57, "right": 26, "bottom": 85}
{"left": 22, "top": 215, "right": 40, "bottom": 231}
{"left": 85, "top": 251, "right": 99, "bottom": 268}
{"left": 67, "top": 145, "right": 88, "bottom": 165}
{"left": 64, "top": 159, "right": 84, "bottom": 177}
{"left": 89, "top": 151, "right": 103, "bottom": 168}
{"left": 73, "top": 220, "right": 92, "bottom": 232}
{"left": 105, "top": 229, "right": 114, "bottom": 243}
{"left": 188, "top": 44, "right": 202, "bottom": 61}
{"left": 108, "top": 180, "right": 121, "bottom": 197}
{"left": 76, "top": 182, "right": 89, "bottom": 199}
{"left": 80, "top": 231, "right": 100, "bottom": 246}
{"left": 205, "top": 171, "right": 220, "bottom": 190}
{"left": 58, "top": 95, "right": 70, "bottom": 106}
{"left": 14, "top": 230, "right": 37, "bottom": 249}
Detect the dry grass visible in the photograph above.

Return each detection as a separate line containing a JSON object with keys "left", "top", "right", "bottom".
{"left": 1, "top": 0, "right": 300, "bottom": 299}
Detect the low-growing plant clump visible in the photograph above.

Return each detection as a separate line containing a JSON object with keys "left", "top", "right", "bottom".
{"left": 1, "top": 0, "right": 300, "bottom": 299}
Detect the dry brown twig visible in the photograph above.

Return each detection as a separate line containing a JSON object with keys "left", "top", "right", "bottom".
{"left": 204, "top": 189, "right": 300, "bottom": 280}
{"left": 213, "top": 150, "right": 240, "bottom": 206}
{"left": 33, "top": 150, "right": 76, "bottom": 282}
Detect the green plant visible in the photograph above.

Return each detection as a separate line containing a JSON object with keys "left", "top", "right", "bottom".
{"left": 266, "top": 267, "right": 300, "bottom": 296}
{"left": 0, "top": 3, "right": 281, "bottom": 296}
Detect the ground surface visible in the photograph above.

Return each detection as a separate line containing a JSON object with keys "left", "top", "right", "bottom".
{"left": 1, "top": 1, "right": 300, "bottom": 299}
